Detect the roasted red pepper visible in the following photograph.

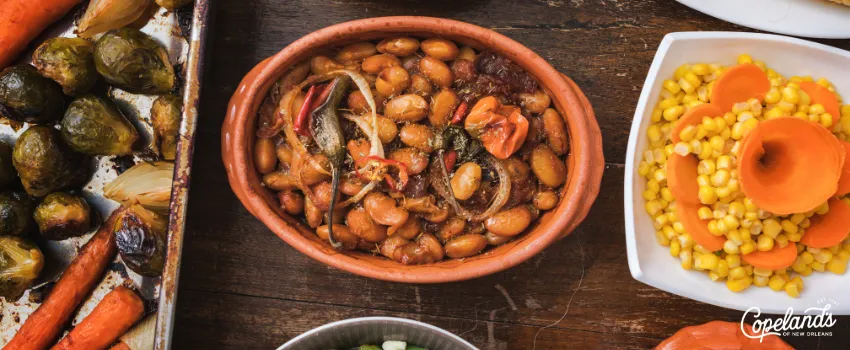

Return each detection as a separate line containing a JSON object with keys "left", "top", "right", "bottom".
{"left": 293, "top": 83, "right": 331, "bottom": 137}
{"left": 355, "top": 155, "right": 410, "bottom": 192}
{"left": 442, "top": 150, "right": 457, "bottom": 170}
{"left": 464, "top": 96, "right": 529, "bottom": 159}
{"left": 451, "top": 101, "right": 469, "bottom": 125}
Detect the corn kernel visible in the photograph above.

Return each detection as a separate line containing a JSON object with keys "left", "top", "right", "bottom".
{"left": 776, "top": 234, "right": 790, "bottom": 248}
{"left": 821, "top": 113, "right": 834, "bottom": 128}
{"left": 814, "top": 250, "right": 833, "bottom": 264}
{"left": 726, "top": 254, "right": 741, "bottom": 268}
{"left": 645, "top": 200, "right": 662, "bottom": 216}
{"left": 740, "top": 242, "right": 755, "bottom": 254}
{"left": 757, "top": 235, "right": 775, "bottom": 252}
{"left": 781, "top": 87, "right": 800, "bottom": 104}
{"left": 680, "top": 250, "right": 693, "bottom": 270}
{"left": 724, "top": 240, "right": 740, "bottom": 254}
{"left": 754, "top": 275, "right": 769, "bottom": 287}
{"left": 698, "top": 206, "right": 713, "bottom": 220}
{"left": 801, "top": 251, "right": 815, "bottom": 264}
{"left": 753, "top": 267, "right": 773, "bottom": 277}
{"left": 684, "top": 71, "right": 701, "bottom": 88}
{"left": 675, "top": 64, "right": 691, "bottom": 80}
{"left": 729, "top": 266, "right": 748, "bottom": 280}
{"left": 768, "top": 275, "right": 787, "bottom": 291}
{"left": 691, "top": 63, "right": 711, "bottom": 75}
{"left": 784, "top": 281, "right": 800, "bottom": 297}
{"left": 669, "top": 240, "right": 681, "bottom": 257}
{"left": 811, "top": 261, "right": 825, "bottom": 272}
{"left": 737, "top": 54, "right": 753, "bottom": 64}
{"left": 827, "top": 258, "right": 847, "bottom": 274}
{"left": 696, "top": 253, "right": 719, "bottom": 270}
{"left": 781, "top": 220, "right": 798, "bottom": 234}
{"left": 727, "top": 277, "right": 753, "bottom": 292}
{"left": 678, "top": 125, "right": 698, "bottom": 142}
{"left": 765, "top": 89, "right": 781, "bottom": 104}
{"left": 699, "top": 187, "right": 718, "bottom": 205}
{"left": 663, "top": 106, "right": 685, "bottom": 121}
{"left": 810, "top": 104, "right": 826, "bottom": 115}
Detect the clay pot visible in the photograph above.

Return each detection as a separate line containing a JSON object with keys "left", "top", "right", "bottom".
{"left": 222, "top": 16, "right": 604, "bottom": 283}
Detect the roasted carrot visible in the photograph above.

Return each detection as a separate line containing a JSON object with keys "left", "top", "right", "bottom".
{"left": 742, "top": 242, "right": 798, "bottom": 270}
{"left": 836, "top": 141, "right": 850, "bottom": 196}
{"left": 799, "top": 81, "right": 841, "bottom": 121}
{"left": 676, "top": 203, "right": 725, "bottom": 252}
{"left": 709, "top": 63, "right": 771, "bottom": 112}
{"left": 0, "top": 0, "right": 85, "bottom": 69}
{"left": 738, "top": 117, "right": 843, "bottom": 215}
{"left": 656, "top": 321, "right": 792, "bottom": 350}
{"left": 5, "top": 208, "right": 125, "bottom": 350}
{"left": 670, "top": 103, "right": 724, "bottom": 143}
{"left": 800, "top": 198, "right": 850, "bottom": 249}
{"left": 666, "top": 153, "right": 700, "bottom": 205}
{"left": 52, "top": 286, "right": 145, "bottom": 350}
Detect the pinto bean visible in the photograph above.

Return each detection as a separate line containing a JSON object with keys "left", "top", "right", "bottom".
{"left": 485, "top": 206, "right": 533, "bottom": 237}
{"left": 377, "top": 37, "right": 420, "bottom": 57}
{"left": 254, "top": 138, "right": 277, "bottom": 174}
{"left": 376, "top": 66, "right": 410, "bottom": 97}
{"left": 263, "top": 172, "right": 297, "bottom": 191}
{"left": 428, "top": 89, "right": 459, "bottom": 127}
{"left": 312, "top": 181, "right": 341, "bottom": 210}
{"left": 409, "top": 74, "right": 434, "bottom": 97}
{"left": 362, "top": 54, "right": 401, "bottom": 75}
{"left": 423, "top": 204, "right": 450, "bottom": 223}
{"left": 335, "top": 42, "right": 377, "bottom": 63}
{"left": 450, "top": 59, "right": 476, "bottom": 83}
{"left": 347, "top": 90, "right": 370, "bottom": 114}
{"left": 485, "top": 231, "right": 512, "bottom": 246}
{"left": 457, "top": 46, "right": 477, "bottom": 61}
{"left": 444, "top": 234, "right": 488, "bottom": 259}
{"left": 346, "top": 207, "right": 387, "bottom": 243}
{"left": 375, "top": 115, "right": 400, "bottom": 143}
{"left": 347, "top": 139, "right": 370, "bottom": 162}
{"left": 419, "top": 56, "right": 453, "bottom": 88}
{"left": 503, "top": 157, "right": 530, "bottom": 181}
{"left": 384, "top": 94, "right": 428, "bottom": 122}
{"left": 518, "top": 90, "right": 551, "bottom": 114}
{"left": 541, "top": 108, "right": 569, "bottom": 156}
{"left": 305, "top": 198, "right": 324, "bottom": 228}
{"left": 399, "top": 123, "right": 434, "bottom": 152}
{"left": 364, "top": 192, "right": 409, "bottom": 227}
{"left": 533, "top": 190, "right": 559, "bottom": 210}
{"left": 418, "top": 233, "right": 445, "bottom": 261}
{"left": 531, "top": 144, "right": 567, "bottom": 187}
{"left": 421, "top": 38, "right": 459, "bottom": 61}
{"left": 450, "top": 162, "right": 482, "bottom": 200}
{"left": 389, "top": 147, "right": 429, "bottom": 175}
{"left": 340, "top": 175, "right": 366, "bottom": 196}
{"left": 380, "top": 235, "right": 410, "bottom": 259}
{"left": 310, "top": 55, "right": 344, "bottom": 75}
{"left": 438, "top": 217, "right": 466, "bottom": 242}
{"left": 276, "top": 142, "right": 293, "bottom": 165}
{"left": 390, "top": 217, "right": 421, "bottom": 240}
{"left": 299, "top": 153, "right": 332, "bottom": 185}
{"left": 317, "top": 225, "right": 359, "bottom": 250}
{"left": 278, "top": 190, "right": 304, "bottom": 215}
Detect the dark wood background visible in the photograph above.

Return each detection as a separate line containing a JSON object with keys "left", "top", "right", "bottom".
{"left": 172, "top": 0, "right": 850, "bottom": 349}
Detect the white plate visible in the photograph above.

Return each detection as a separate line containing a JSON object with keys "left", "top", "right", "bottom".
{"left": 677, "top": 0, "right": 850, "bottom": 39}
{"left": 625, "top": 32, "right": 850, "bottom": 315}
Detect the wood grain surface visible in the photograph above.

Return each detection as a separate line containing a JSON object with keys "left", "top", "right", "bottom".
{"left": 172, "top": 0, "right": 850, "bottom": 348}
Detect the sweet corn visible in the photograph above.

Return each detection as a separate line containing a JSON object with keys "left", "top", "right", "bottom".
{"left": 827, "top": 258, "right": 847, "bottom": 275}
{"left": 757, "top": 235, "right": 775, "bottom": 252}
{"left": 768, "top": 275, "right": 786, "bottom": 291}
{"left": 691, "top": 63, "right": 711, "bottom": 76}
{"left": 737, "top": 54, "right": 753, "bottom": 64}
{"left": 726, "top": 254, "right": 741, "bottom": 268}
{"left": 785, "top": 281, "right": 800, "bottom": 297}
{"left": 740, "top": 242, "right": 755, "bottom": 255}
{"left": 754, "top": 275, "right": 769, "bottom": 287}
{"left": 727, "top": 277, "right": 752, "bottom": 292}
{"left": 729, "top": 266, "right": 748, "bottom": 280}
{"left": 696, "top": 253, "right": 719, "bottom": 270}
{"left": 663, "top": 106, "right": 685, "bottom": 121}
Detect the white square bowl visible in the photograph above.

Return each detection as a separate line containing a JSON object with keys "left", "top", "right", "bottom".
{"left": 624, "top": 32, "right": 850, "bottom": 315}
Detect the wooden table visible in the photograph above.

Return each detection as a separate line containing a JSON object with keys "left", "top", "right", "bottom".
{"left": 172, "top": 0, "right": 850, "bottom": 348}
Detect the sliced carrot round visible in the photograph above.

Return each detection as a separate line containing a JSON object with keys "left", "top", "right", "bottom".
{"left": 800, "top": 198, "right": 850, "bottom": 249}
{"left": 836, "top": 141, "right": 850, "bottom": 197}
{"left": 799, "top": 81, "right": 841, "bottom": 120}
{"left": 657, "top": 321, "right": 792, "bottom": 350}
{"left": 742, "top": 242, "right": 798, "bottom": 270}
{"left": 667, "top": 154, "right": 701, "bottom": 206}
{"left": 671, "top": 103, "right": 724, "bottom": 143}
{"left": 738, "top": 117, "right": 843, "bottom": 215}
{"left": 676, "top": 202, "right": 725, "bottom": 252}
{"left": 710, "top": 63, "right": 770, "bottom": 112}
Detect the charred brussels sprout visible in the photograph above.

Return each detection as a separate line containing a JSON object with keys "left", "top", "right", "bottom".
{"left": 0, "top": 141, "right": 14, "bottom": 189}
{"left": 94, "top": 28, "right": 175, "bottom": 94}
{"left": 12, "top": 126, "right": 89, "bottom": 197}
{"left": 0, "top": 65, "right": 65, "bottom": 124}
{"left": 151, "top": 94, "right": 181, "bottom": 160}
{"left": 32, "top": 38, "right": 98, "bottom": 96}
{"left": 33, "top": 192, "right": 92, "bottom": 240}
{"left": 0, "top": 236, "right": 44, "bottom": 300}
{"left": 114, "top": 205, "right": 166, "bottom": 277}
{"left": 156, "top": 0, "right": 193, "bottom": 9}
{"left": 0, "top": 192, "right": 36, "bottom": 236}
{"left": 60, "top": 95, "right": 139, "bottom": 155}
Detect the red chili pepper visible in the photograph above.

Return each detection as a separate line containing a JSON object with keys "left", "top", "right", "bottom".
{"left": 355, "top": 155, "right": 409, "bottom": 192}
{"left": 293, "top": 85, "right": 319, "bottom": 137}
{"left": 451, "top": 101, "right": 469, "bottom": 125}
{"left": 442, "top": 150, "right": 457, "bottom": 170}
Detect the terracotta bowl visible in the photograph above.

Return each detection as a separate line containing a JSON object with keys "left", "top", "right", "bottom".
{"left": 222, "top": 16, "right": 605, "bottom": 283}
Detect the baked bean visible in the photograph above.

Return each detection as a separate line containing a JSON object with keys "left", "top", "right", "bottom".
{"left": 379, "top": 235, "right": 410, "bottom": 259}
{"left": 326, "top": 207, "right": 347, "bottom": 225}
{"left": 531, "top": 145, "right": 567, "bottom": 187}
{"left": 317, "top": 225, "right": 359, "bottom": 250}
{"left": 399, "top": 123, "right": 434, "bottom": 152}
{"left": 346, "top": 207, "right": 387, "bottom": 243}
{"left": 389, "top": 217, "right": 421, "bottom": 240}
{"left": 310, "top": 55, "right": 343, "bottom": 75}
{"left": 450, "top": 162, "right": 482, "bottom": 200}
{"left": 279, "top": 61, "right": 311, "bottom": 89}
{"left": 340, "top": 174, "right": 366, "bottom": 196}
{"left": 347, "top": 90, "right": 370, "bottom": 114}
{"left": 335, "top": 42, "right": 377, "bottom": 63}
{"left": 417, "top": 233, "right": 445, "bottom": 261}
{"left": 504, "top": 157, "right": 530, "bottom": 181}
{"left": 305, "top": 198, "right": 323, "bottom": 228}
{"left": 347, "top": 139, "right": 370, "bottom": 162}
{"left": 402, "top": 195, "right": 441, "bottom": 213}
{"left": 438, "top": 217, "right": 466, "bottom": 242}
{"left": 362, "top": 54, "right": 401, "bottom": 75}
{"left": 299, "top": 153, "right": 332, "bottom": 185}
{"left": 541, "top": 108, "right": 569, "bottom": 155}
{"left": 485, "top": 206, "right": 533, "bottom": 237}
{"left": 428, "top": 89, "right": 459, "bottom": 127}
{"left": 376, "top": 37, "right": 420, "bottom": 57}
{"left": 374, "top": 115, "right": 399, "bottom": 143}
{"left": 263, "top": 172, "right": 297, "bottom": 191}
{"left": 312, "top": 181, "right": 341, "bottom": 210}
{"left": 421, "top": 38, "right": 459, "bottom": 61}
{"left": 423, "top": 204, "right": 450, "bottom": 223}
{"left": 409, "top": 74, "right": 434, "bottom": 97}
{"left": 457, "top": 46, "right": 476, "bottom": 61}
{"left": 278, "top": 190, "right": 304, "bottom": 215}
{"left": 276, "top": 142, "right": 293, "bottom": 165}
{"left": 364, "top": 192, "right": 409, "bottom": 227}
{"left": 419, "top": 56, "right": 453, "bottom": 88}
{"left": 533, "top": 190, "right": 559, "bottom": 210}
{"left": 518, "top": 90, "right": 551, "bottom": 114}
{"left": 376, "top": 66, "right": 410, "bottom": 97}
{"left": 254, "top": 138, "right": 277, "bottom": 174}
{"left": 450, "top": 59, "right": 476, "bottom": 83}
{"left": 389, "top": 148, "right": 429, "bottom": 175}
{"left": 384, "top": 94, "right": 428, "bottom": 122}
{"left": 444, "top": 234, "right": 487, "bottom": 259}
{"left": 402, "top": 56, "right": 420, "bottom": 74}
{"left": 467, "top": 222, "right": 486, "bottom": 235}
{"left": 485, "top": 231, "right": 511, "bottom": 246}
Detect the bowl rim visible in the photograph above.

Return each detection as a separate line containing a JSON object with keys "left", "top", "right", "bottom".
{"left": 624, "top": 31, "right": 850, "bottom": 314}
{"left": 222, "top": 16, "right": 604, "bottom": 283}
{"left": 276, "top": 316, "right": 478, "bottom": 350}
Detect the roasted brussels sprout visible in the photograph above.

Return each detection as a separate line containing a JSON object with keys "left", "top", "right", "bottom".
{"left": 12, "top": 126, "right": 89, "bottom": 197}
{"left": 114, "top": 205, "right": 167, "bottom": 277}
{"left": 0, "top": 65, "right": 65, "bottom": 124}
{"left": 156, "top": 0, "right": 192, "bottom": 9}
{"left": 32, "top": 38, "right": 98, "bottom": 96}
{"left": 0, "top": 236, "right": 44, "bottom": 300}
{"left": 0, "top": 192, "right": 36, "bottom": 236}
{"left": 0, "top": 141, "right": 14, "bottom": 189}
{"left": 33, "top": 192, "right": 92, "bottom": 240}
{"left": 151, "top": 94, "right": 181, "bottom": 160}
{"left": 94, "top": 28, "right": 175, "bottom": 94}
{"left": 60, "top": 95, "right": 139, "bottom": 155}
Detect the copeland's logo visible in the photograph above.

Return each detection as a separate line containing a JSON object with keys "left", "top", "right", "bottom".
{"left": 742, "top": 298, "right": 838, "bottom": 342}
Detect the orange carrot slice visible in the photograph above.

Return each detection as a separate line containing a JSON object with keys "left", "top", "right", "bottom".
{"left": 799, "top": 81, "right": 841, "bottom": 120}
{"left": 676, "top": 203, "right": 725, "bottom": 252}
{"left": 671, "top": 103, "right": 724, "bottom": 143}
{"left": 837, "top": 141, "right": 850, "bottom": 197}
{"left": 710, "top": 63, "right": 770, "bottom": 112}
{"left": 657, "top": 321, "right": 792, "bottom": 350}
{"left": 742, "top": 242, "right": 798, "bottom": 270}
{"left": 800, "top": 198, "right": 850, "bottom": 249}
{"left": 738, "top": 117, "right": 844, "bottom": 215}
{"left": 667, "top": 154, "right": 701, "bottom": 206}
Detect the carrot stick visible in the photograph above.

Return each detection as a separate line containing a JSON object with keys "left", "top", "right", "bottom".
{"left": 51, "top": 286, "right": 145, "bottom": 350}
{"left": 676, "top": 203, "right": 725, "bottom": 252}
{"left": 666, "top": 154, "right": 700, "bottom": 205}
{"left": 709, "top": 63, "right": 770, "bottom": 112}
{"left": 670, "top": 103, "right": 724, "bottom": 143}
{"left": 5, "top": 208, "right": 125, "bottom": 350}
{"left": 0, "top": 0, "right": 84, "bottom": 69}
{"left": 799, "top": 81, "right": 841, "bottom": 121}
{"left": 838, "top": 141, "right": 850, "bottom": 197}
{"left": 800, "top": 198, "right": 850, "bottom": 249}
{"left": 742, "top": 242, "right": 798, "bottom": 270}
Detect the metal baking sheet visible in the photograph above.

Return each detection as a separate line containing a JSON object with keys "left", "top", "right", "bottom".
{"left": 0, "top": 1, "right": 208, "bottom": 349}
